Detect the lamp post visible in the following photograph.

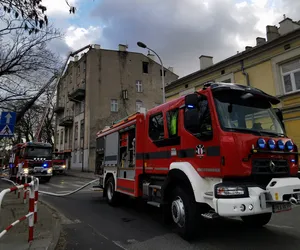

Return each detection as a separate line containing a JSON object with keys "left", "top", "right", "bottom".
{"left": 137, "top": 41, "right": 165, "bottom": 104}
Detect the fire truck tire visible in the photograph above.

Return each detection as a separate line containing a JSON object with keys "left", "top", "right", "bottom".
{"left": 170, "top": 187, "right": 197, "bottom": 240}
{"left": 105, "top": 176, "right": 120, "bottom": 206}
{"left": 241, "top": 212, "right": 272, "bottom": 227}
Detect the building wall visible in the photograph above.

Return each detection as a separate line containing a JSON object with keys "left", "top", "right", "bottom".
{"left": 54, "top": 46, "right": 179, "bottom": 172}
{"left": 86, "top": 48, "right": 178, "bottom": 171}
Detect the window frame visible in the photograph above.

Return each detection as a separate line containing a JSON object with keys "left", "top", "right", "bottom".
{"left": 136, "top": 80, "right": 143, "bottom": 93}
{"left": 148, "top": 112, "right": 165, "bottom": 141}
{"left": 136, "top": 100, "right": 143, "bottom": 112}
{"left": 281, "top": 58, "right": 300, "bottom": 94}
{"left": 111, "top": 99, "right": 118, "bottom": 112}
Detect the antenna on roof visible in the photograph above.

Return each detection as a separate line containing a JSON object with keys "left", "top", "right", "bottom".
{"left": 283, "top": 14, "right": 286, "bottom": 19}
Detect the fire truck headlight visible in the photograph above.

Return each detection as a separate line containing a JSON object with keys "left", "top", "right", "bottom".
{"left": 214, "top": 184, "right": 249, "bottom": 199}
{"left": 62, "top": 165, "right": 66, "bottom": 169}
{"left": 47, "top": 168, "right": 52, "bottom": 174}
{"left": 23, "top": 168, "right": 29, "bottom": 174}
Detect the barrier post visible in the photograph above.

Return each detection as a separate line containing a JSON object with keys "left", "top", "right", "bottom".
{"left": 34, "top": 177, "right": 39, "bottom": 224}
{"left": 28, "top": 184, "right": 34, "bottom": 242}
{"left": 23, "top": 175, "right": 29, "bottom": 204}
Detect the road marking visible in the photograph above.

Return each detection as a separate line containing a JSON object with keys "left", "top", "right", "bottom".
{"left": 268, "top": 224, "right": 294, "bottom": 229}
{"left": 87, "top": 224, "right": 109, "bottom": 240}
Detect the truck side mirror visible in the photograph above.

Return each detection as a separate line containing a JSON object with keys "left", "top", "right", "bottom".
{"left": 185, "top": 93, "right": 198, "bottom": 109}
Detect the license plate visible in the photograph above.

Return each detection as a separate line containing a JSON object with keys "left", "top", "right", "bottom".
{"left": 34, "top": 167, "right": 43, "bottom": 172}
{"left": 272, "top": 203, "right": 292, "bottom": 213}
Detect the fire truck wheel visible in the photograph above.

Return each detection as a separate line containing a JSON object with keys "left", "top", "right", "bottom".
{"left": 105, "top": 176, "right": 120, "bottom": 206}
{"left": 170, "top": 187, "right": 197, "bottom": 240}
{"left": 241, "top": 212, "right": 272, "bottom": 227}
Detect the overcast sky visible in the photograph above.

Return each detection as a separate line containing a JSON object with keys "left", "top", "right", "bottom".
{"left": 43, "top": 0, "right": 300, "bottom": 77}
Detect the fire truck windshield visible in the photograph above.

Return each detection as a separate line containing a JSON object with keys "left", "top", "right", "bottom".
{"left": 26, "top": 147, "right": 52, "bottom": 158}
{"left": 213, "top": 92, "right": 285, "bottom": 137}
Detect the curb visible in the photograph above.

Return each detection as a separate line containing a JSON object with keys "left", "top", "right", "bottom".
{"left": 38, "top": 199, "right": 62, "bottom": 250}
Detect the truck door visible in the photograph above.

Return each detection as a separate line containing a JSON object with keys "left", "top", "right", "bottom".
{"left": 182, "top": 93, "right": 221, "bottom": 176}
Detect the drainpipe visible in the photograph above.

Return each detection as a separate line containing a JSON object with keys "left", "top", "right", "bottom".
{"left": 241, "top": 60, "right": 250, "bottom": 86}
{"left": 82, "top": 53, "right": 87, "bottom": 172}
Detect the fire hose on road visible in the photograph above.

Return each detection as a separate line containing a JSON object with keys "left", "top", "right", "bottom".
{"left": 38, "top": 179, "right": 99, "bottom": 196}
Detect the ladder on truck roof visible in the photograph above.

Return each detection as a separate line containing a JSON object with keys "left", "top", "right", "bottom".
{"left": 97, "top": 112, "right": 141, "bottom": 135}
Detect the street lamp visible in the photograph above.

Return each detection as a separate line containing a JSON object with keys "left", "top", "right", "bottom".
{"left": 137, "top": 41, "right": 165, "bottom": 104}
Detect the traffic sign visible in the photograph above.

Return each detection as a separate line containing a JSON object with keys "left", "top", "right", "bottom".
{"left": 0, "top": 112, "right": 16, "bottom": 137}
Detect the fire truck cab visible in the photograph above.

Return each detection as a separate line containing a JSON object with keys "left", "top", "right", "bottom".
{"left": 52, "top": 151, "right": 66, "bottom": 174}
{"left": 9, "top": 142, "right": 53, "bottom": 182}
{"left": 95, "top": 82, "right": 300, "bottom": 240}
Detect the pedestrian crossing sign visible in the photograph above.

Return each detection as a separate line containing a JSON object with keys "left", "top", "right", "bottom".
{"left": 0, "top": 124, "right": 13, "bottom": 136}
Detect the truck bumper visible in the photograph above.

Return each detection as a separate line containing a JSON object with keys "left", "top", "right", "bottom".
{"left": 213, "top": 177, "right": 300, "bottom": 217}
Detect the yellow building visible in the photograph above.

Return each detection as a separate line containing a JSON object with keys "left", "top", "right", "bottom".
{"left": 166, "top": 17, "right": 300, "bottom": 146}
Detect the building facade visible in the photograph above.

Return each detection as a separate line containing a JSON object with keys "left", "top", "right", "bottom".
{"left": 165, "top": 17, "right": 300, "bottom": 146}
{"left": 54, "top": 44, "right": 179, "bottom": 171}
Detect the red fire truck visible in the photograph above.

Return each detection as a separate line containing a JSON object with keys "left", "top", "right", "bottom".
{"left": 52, "top": 151, "right": 66, "bottom": 174}
{"left": 9, "top": 142, "right": 53, "bottom": 182}
{"left": 94, "top": 82, "right": 300, "bottom": 240}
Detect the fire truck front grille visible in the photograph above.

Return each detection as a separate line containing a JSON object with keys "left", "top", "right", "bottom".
{"left": 252, "top": 158, "right": 289, "bottom": 175}
{"left": 28, "top": 162, "right": 44, "bottom": 168}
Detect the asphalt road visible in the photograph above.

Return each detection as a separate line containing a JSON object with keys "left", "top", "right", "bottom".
{"left": 3, "top": 175, "right": 300, "bottom": 250}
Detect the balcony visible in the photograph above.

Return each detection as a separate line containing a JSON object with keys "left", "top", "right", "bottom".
{"left": 54, "top": 105, "right": 65, "bottom": 114}
{"left": 59, "top": 116, "right": 74, "bottom": 127}
{"left": 68, "top": 85, "right": 85, "bottom": 102}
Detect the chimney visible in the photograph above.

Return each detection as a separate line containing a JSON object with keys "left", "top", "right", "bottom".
{"left": 118, "top": 44, "right": 128, "bottom": 52}
{"left": 245, "top": 46, "right": 252, "bottom": 51}
{"left": 266, "top": 25, "right": 280, "bottom": 41}
{"left": 256, "top": 37, "right": 266, "bottom": 46}
{"left": 199, "top": 55, "right": 213, "bottom": 70}
{"left": 168, "top": 67, "right": 174, "bottom": 72}
{"left": 93, "top": 44, "right": 101, "bottom": 50}
{"left": 147, "top": 52, "right": 155, "bottom": 61}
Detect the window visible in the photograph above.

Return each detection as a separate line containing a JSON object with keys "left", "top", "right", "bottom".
{"left": 80, "top": 120, "right": 84, "bottom": 138}
{"left": 136, "top": 80, "right": 143, "bottom": 92}
{"left": 184, "top": 95, "right": 213, "bottom": 138}
{"left": 111, "top": 99, "right": 118, "bottom": 112}
{"left": 60, "top": 130, "right": 63, "bottom": 144}
{"left": 136, "top": 100, "right": 143, "bottom": 112}
{"left": 64, "top": 129, "right": 68, "bottom": 143}
{"left": 56, "top": 132, "right": 59, "bottom": 145}
{"left": 79, "top": 149, "right": 83, "bottom": 163}
{"left": 281, "top": 58, "right": 300, "bottom": 93}
{"left": 167, "top": 109, "right": 179, "bottom": 137}
{"left": 148, "top": 112, "right": 165, "bottom": 141}
{"left": 160, "top": 69, "right": 166, "bottom": 76}
{"left": 80, "top": 101, "right": 85, "bottom": 113}
{"left": 73, "top": 150, "right": 76, "bottom": 163}
{"left": 74, "top": 122, "right": 78, "bottom": 140}
{"left": 222, "top": 79, "right": 231, "bottom": 83}
{"left": 142, "top": 62, "right": 149, "bottom": 73}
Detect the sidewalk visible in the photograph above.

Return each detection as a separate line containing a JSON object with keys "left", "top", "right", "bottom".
{"left": 64, "top": 169, "right": 98, "bottom": 180}
{"left": 0, "top": 187, "right": 61, "bottom": 250}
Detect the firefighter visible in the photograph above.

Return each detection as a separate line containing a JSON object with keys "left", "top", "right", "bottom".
{"left": 170, "top": 111, "right": 178, "bottom": 136}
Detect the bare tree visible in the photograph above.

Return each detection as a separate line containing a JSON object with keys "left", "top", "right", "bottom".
{"left": 0, "top": 0, "right": 48, "bottom": 36}
{"left": 0, "top": 24, "right": 62, "bottom": 106}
